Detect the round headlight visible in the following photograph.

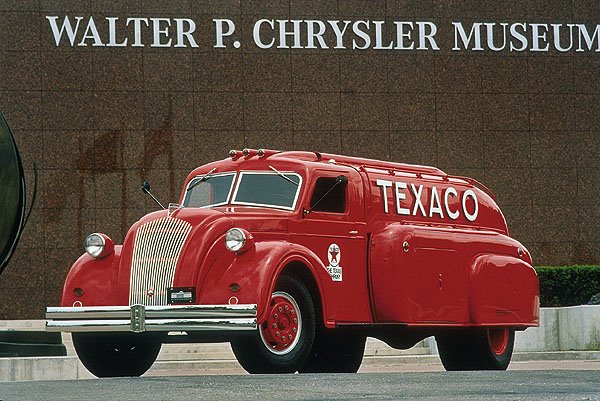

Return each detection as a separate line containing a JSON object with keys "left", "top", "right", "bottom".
{"left": 85, "top": 233, "right": 105, "bottom": 258}
{"left": 225, "top": 228, "right": 246, "bottom": 252}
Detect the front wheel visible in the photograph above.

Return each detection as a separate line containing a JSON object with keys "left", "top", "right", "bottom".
{"left": 72, "top": 332, "right": 162, "bottom": 377}
{"left": 231, "top": 275, "right": 316, "bottom": 373}
{"left": 436, "top": 327, "right": 515, "bottom": 371}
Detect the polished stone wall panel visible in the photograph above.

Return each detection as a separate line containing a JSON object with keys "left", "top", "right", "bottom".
{"left": 435, "top": 56, "right": 482, "bottom": 93}
{"left": 482, "top": 131, "right": 531, "bottom": 170}
{"left": 481, "top": 94, "right": 529, "bottom": 131}
{"left": 389, "top": 130, "right": 437, "bottom": 166}
{"left": 0, "top": 2, "right": 598, "bottom": 319}
{"left": 340, "top": 54, "right": 388, "bottom": 93}
{"left": 293, "top": 130, "right": 342, "bottom": 154}
{"left": 483, "top": 169, "right": 532, "bottom": 206}
{"left": 292, "top": 93, "right": 340, "bottom": 130}
{"left": 291, "top": 55, "right": 340, "bottom": 93}
{"left": 388, "top": 93, "right": 436, "bottom": 131}
{"left": 341, "top": 93, "right": 388, "bottom": 130}
{"left": 342, "top": 130, "right": 390, "bottom": 160}
{"left": 388, "top": 55, "right": 435, "bottom": 93}
{"left": 480, "top": 57, "right": 528, "bottom": 94}
{"left": 245, "top": 130, "right": 294, "bottom": 151}
{"left": 41, "top": 51, "right": 95, "bottom": 91}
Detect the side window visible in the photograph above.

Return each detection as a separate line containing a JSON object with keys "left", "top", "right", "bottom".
{"left": 309, "top": 177, "right": 346, "bottom": 213}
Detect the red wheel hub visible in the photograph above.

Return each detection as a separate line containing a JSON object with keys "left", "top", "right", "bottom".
{"left": 260, "top": 292, "right": 301, "bottom": 354}
{"left": 488, "top": 328, "right": 509, "bottom": 356}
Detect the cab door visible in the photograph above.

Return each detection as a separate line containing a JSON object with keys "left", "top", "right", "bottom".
{"left": 297, "top": 168, "right": 371, "bottom": 323}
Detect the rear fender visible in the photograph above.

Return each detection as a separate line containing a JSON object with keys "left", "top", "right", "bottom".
{"left": 198, "top": 241, "right": 333, "bottom": 327}
{"left": 60, "top": 246, "right": 122, "bottom": 307}
{"left": 469, "top": 253, "right": 539, "bottom": 326}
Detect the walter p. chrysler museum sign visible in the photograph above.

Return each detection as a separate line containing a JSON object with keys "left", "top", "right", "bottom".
{"left": 46, "top": 16, "right": 600, "bottom": 53}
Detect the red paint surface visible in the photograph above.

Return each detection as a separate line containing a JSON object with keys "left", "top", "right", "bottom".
{"left": 59, "top": 150, "right": 539, "bottom": 331}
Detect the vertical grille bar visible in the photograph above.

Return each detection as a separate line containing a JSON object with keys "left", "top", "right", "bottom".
{"left": 129, "top": 217, "right": 192, "bottom": 306}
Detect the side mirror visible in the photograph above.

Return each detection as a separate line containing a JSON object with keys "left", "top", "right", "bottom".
{"left": 141, "top": 181, "right": 165, "bottom": 209}
{"left": 336, "top": 175, "right": 348, "bottom": 186}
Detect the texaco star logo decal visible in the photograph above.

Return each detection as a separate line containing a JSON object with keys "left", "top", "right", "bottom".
{"left": 327, "top": 243, "right": 340, "bottom": 267}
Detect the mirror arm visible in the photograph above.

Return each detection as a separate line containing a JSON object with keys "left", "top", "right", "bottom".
{"left": 142, "top": 182, "right": 166, "bottom": 210}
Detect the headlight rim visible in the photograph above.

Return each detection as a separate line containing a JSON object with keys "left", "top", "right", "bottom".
{"left": 225, "top": 228, "right": 247, "bottom": 253}
{"left": 84, "top": 233, "right": 114, "bottom": 259}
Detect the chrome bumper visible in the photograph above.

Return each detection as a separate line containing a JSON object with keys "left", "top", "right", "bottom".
{"left": 46, "top": 304, "right": 257, "bottom": 333}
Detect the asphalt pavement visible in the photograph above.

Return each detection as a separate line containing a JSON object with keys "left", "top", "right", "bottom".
{"left": 2, "top": 369, "right": 600, "bottom": 401}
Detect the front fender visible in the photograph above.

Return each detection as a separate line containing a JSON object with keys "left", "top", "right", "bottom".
{"left": 469, "top": 253, "right": 539, "bottom": 326}
{"left": 60, "top": 246, "right": 122, "bottom": 307}
{"left": 199, "top": 241, "right": 333, "bottom": 327}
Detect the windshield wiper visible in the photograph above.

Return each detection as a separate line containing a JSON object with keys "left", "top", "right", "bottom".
{"left": 269, "top": 166, "right": 299, "bottom": 187}
{"left": 187, "top": 167, "right": 217, "bottom": 191}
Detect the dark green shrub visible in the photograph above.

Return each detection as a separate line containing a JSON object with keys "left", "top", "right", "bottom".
{"left": 535, "top": 265, "right": 600, "bottom": 307}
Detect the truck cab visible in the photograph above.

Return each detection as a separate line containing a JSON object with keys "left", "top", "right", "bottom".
{"left": 47, "top": 149, "right": 539, "bottom": 376}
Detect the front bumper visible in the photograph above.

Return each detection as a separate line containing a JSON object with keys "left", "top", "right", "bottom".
{"left": 46, "top": 304, "right": 257, "bottom": 334}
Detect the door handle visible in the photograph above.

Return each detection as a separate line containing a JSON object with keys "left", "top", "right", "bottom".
{"left": 349, "top": 230, "right": 358, "bottom": 235}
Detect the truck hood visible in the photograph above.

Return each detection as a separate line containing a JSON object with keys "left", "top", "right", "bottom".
{"left": 219, "top": 206, "right": 290, "bottom": 232}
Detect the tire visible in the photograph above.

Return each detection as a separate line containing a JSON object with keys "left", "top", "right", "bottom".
{"left": 436, "top": 327, "right": 515, "bottom": 371}
{"left": 72, "top": 332, "right": 161, "bottom": 377}
{"left": 300, "top": 330, "right": 366, "bottom": 373}
{"left": 231, "top": 275, "right": 316, "bottom": 374}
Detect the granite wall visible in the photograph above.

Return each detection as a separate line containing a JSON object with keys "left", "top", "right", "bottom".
{"left": 0, "top": 1, "right": 598, "bottom": 318}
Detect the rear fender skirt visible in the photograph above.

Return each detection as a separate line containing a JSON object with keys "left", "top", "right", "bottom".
{"left": 468, "top": 254, "right": 539, "bottom": 326}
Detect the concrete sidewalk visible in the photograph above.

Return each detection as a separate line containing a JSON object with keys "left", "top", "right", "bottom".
{"left": 2, "top": 337, "right": 600, "bottom": 382}
{"left": 2, "top": 320, "right": 600, "bottom": 382}
{"left": 2, "top": 349, "right": 600, "bottom": 382}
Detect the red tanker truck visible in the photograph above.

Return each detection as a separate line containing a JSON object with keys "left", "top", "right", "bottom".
{"left": 46, "top": 149, "right": 539, "bottom": 376}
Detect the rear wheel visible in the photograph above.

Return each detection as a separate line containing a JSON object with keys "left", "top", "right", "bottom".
{"left": 72, "top": 332, "right": 161, "bottom": 377}
{"left": 231, "top": 275, "right": 316, "bottom": 373}
{"left": 300, "top": 330, "right": 366, "bottom": 373}
{"left": 436, "top": 327, "right": 514, "bottom": 371}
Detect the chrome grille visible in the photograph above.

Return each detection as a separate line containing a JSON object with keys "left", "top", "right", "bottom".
{"left": 129, "top": 217, "right": 192, "bottom": 306}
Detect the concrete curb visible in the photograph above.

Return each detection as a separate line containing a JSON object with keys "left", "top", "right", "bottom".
{"left": 0, "top": 356, "right": 93, "bottom": 382}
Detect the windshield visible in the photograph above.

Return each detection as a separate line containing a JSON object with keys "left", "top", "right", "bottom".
{"left": 232, "top": 171, "right": 302, "bottom": 210}
{"left": 183, "top": 172, "right": 235, "bottom": 208}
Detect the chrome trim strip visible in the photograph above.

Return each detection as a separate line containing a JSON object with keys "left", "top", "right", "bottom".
{"left": 46, "top": 318, "right": 257, "bottom": 333}
{"left": 46, "top": 304, "right": 257, "bottom": 319}
{"left": 45, "top": 304, "right": 258, "bottom": 333}
{"left": 46, "top": 320, "right": 132, "bottom": 332}
{"left": 144, "top": 318, "right": 257, "bottom": 332}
